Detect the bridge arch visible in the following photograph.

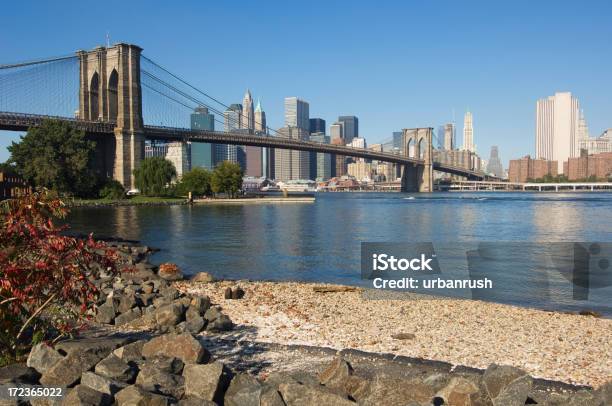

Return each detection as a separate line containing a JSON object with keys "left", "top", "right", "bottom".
{"left": 418, "top": 137, "right": 425, "bottom": 160}
{"left": 407, "top": 138, "right": 415, "bottom": 158}
{"left": 89, "top": 72, "right": 99, "bottom": 120}
{"left": 107, "top": 69, "right": 118, "bottom": 122}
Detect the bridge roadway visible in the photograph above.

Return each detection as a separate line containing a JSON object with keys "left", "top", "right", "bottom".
{"left": 0, "top": 111, "right": 487, "bottom": 180}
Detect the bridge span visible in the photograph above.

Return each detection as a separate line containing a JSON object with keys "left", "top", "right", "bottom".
{"left": 0, "top": 43, "right": 492, "bottom": 192}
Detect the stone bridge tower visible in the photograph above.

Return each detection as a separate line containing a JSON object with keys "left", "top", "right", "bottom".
{"left": 77, "top": 43, "right": 144, "bottom": 189}
{"left": 401, "top": 128, "right": 433, "bottom": 192}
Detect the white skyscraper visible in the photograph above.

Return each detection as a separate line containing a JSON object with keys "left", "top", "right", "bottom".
{"left": 462, "top": 111, "right": 474, "bottom": 152}
{"left": 536, "top": 92, "right": 581, "bottom": 172}
{"left": 241, "top": 89, "right": 254, "bottom": 132}
{"left": 284, "top": 97, "right": 309, "bottom": 130}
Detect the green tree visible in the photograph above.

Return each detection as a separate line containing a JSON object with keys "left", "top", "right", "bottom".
{"left": 177, "top": 167, "right": 212, "bottom": 197}
{"left": 7, "top": 120, "right": 98, "bottom": 197}
{"left": 133, "top": 157, "right": 177, "bottom": 196}
{"left": 211, "top": 161, "right": 243, "bottom": 198}
{"left": 99, "top": 179, "right": 126, "bottom": 200}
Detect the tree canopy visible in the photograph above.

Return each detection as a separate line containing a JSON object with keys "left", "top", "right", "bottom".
{"left": 7, "top": 119, "right": 99, "bottom": 197}
{"left": 177, "top": 167, "right": 212, "bottom": 197}
{"left": 211, "top": 161, "right": 243, "bottom": 198}
{"left": 133, "top": 157, "right": 177, "bottom": 196}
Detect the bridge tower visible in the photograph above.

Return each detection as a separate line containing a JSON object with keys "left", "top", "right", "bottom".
{"left": 401, "top": 128, "right": 433, "bottom": 192}
{"left": 77, "top": 44, "right": 144, "bottom": 189}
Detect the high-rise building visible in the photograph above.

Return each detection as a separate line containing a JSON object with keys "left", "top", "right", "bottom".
{"left": 330, "top": 122, "right": 344, "bottom": 139}
{"left": 486, "top": 146, "right": 504, "bottom": 178}
{"left": 190, "top": 106, "right": 215, "bottom": 170}
{"left": 338, "top": 116, "right": 358, "bottom": 143}
{"left": 219, "top": 104, "right": 243, "bottom": 166}
{"left": 443, "top": 123, "right": 455, "bottom": 151}
{"left": 274, "top": 126, "right": 310, "bottom": 180}
{"left": 536, "top": 92, "right": 581, "bottom": 173}
{"left": 309, "top": 133, "right": 331, "bottom": 180}
{"left": 347, "top": 161, "right": 373, "bottom": 181}
{"left": 241, "top": 89, "right": 255, "bottom": 132}
{"left": 284, "top": 97, "right": 309, "bottom": 130}
{"left": 255, "top": 99, "right": 266, "bottom": 133}
{"left": 309, "top": 118, "right": 326, "bottom": 134}
{"left": 253, "top": 99, "right": 270, "bottom": 178}
{"left": 331, "top": 136, "right": 347, "bottom": 177}
{"left": 437, "top": 126, "right": 445, "bottom": 150}
{"left": 462, "top": 111, "right": 474, "bottom": 152}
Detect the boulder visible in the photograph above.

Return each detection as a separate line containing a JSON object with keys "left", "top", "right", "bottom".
{"left": 142, "top": 333, "right": 210, "bottom": 364}
{"left": 191, "top": 272, "right": 215, "bottom": 283}
{"left": 114, "top": 385, "right": 173, "bottom": 406}
{"left": 183, "top": 362, "right": 233, "bottom": 403}
{"left": 96, "top": 301, "right": 117, "bottom": 324}
{"left": 54, "top": 336, "right": 131, "bottom": 357}
{"left": 190, "top": 296, "right": 211, "bottom": 315}
{"left": 80, "top": 371, "right": 128, "bottom": 395}
{"left": 260, "top": 387, "right": 286, "bottom": 406}
{"left": 483, "top": 364, "right": 533, "bottom": 406}
{"left": 160, "top": 286, "right": 180, "bottom": 300}
{"left": 158, "top": 263, "right": 184, "bottom": 281}
{"left": 203, "top": 307, "right": 222, "bottom": 322}
{"left": 357, "top": 375, "right": 435, "bottom": 406}
{"left": 94, "top": 354, "right": 136, "bottom": 383}
{"left": 27, "top": 343, "right": 63, "bottom": 374}
{"left": 206, "top": 314, "right": 234, "bottom": 332}
{"left": 278, "top": 382, "right": 354, "bottom": 406}
{"left": 231, "top": 287, "right": 245, "bottom": 299}
{"left": 224, "top": 287, "right": 233, "bottom": 299}
{"left": 186, "top": 307, "right": 206, "bottom": 334}
{"left": 224, "top": 373, "right": 263, "bottom": 406}
{"left": 117, "top": 293, "right": 139, "bottom": 314}
{"left": 155, "top": 303, "right": 185, "bottom": 327}
{"left": 0, "top": 364, "right": 40, "bottom": 385}
{"left": 135, "top": 362, "right": 185, "bottom": 399}
{"left": 178, "top": 398, "right": 218, "bottom": 405}
{"left": 319, "top": 357, "right": 353, "bottom": 390}
{"left": 112, "top": 340, "right": 145, "bottom": 363}
{"left": 114, "top": 307, "right": 143, "bottom": 326}
{"left": 61, "top": 384, "right": 111, "bottom": 406}
{"left": 139, "top": 356, "right": 185, "bottom": 375}
{"left": 434, "top": 377, "right": 481, "bottom": 406}
{"left": 40, "top": 350, "right": 104, "bottom": 387}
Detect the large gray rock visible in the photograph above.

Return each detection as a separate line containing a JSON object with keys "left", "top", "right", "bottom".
{"left": 0, "top": 364, "right": 40, "bottom": 384}
{"left": 94, "top": 354, "right": 136, "bottom": 383}
{"left": 177, "top": 398, "right": 218, "bottom": 405}
{"left": 155, "top": 303, "right": 185, "bottom": 326}
{"left": 191, "top": 272, "right": 215, "bottom": 283}
{"left": 112, "top": 340, "right": 145, "bottom": 363}
{"left": 190, "top": 296, "right": 211, "bottom": 315}
{"left": 434, "top": 376, "right": 481, "bottom": 406}
{"left": 40, "top": 351, "right": 103, "bottom": 387}
{"left": 138, "top": 356, "right": 185, "bottom": 375}
{"left": 206, "top": 314, "right": 234, "bottom": 332}
{"left": 54, "top": 337, "right": 130, "bottom": 357}
{"left": 80, "top": 371, "right": 127, "bottom": 396}
{"left": 278, "top": 382, "right": 354, "bottom": 406}
{"left": 260, "top": 387, "right": 286, "bottom": 406}
{"left": 224, "top": 373, "right": 263, "bottom": 406}
{"left": 357, "top": 375, "right": 435, "bottom": 406}
{"left": 27, "top": 343, "right": 63, "bottom": 374}
{"left": 96, "top": 301, "right": 117, "bottom": 324}
{"left": 117, "top": 293, "right": 138, "bottom": 314}
{"left": 135, "top": 362, "right": 185, "bottom": 399}
{"left": 319, "top": 357, "right": 353, "bottom": 390}
{"left": 483, "top": 364, "right": 533, "bottom": 406}
{"left": 183, "top": 362, "right": 232, "bottom": 403}
{"left": 142, "top": 333, "right": 209, "bottom": 364}
{"left": 61, "top": 384, "right": 111, "bottom": 406}
{"left": 114, "top": 307, "right": 142, "bottom": 326}
{"left": 114, "top": 385, "right": 173, "bottom": 406}
{"left": 185, "top": 307, "right": 206, "bottom": 334}
{"left": 203, "top": 307, "right": 222, "bottom": 322}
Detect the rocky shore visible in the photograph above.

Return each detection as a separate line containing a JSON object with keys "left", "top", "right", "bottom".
{"left": 1, "top": 241, "right": 610, "bottom": 405}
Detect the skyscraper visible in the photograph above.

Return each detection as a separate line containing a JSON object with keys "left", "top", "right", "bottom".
{"left": 241, "top": 89, "right": 255, "bottom": 132}
{"left": 309, "top": 118, "right": 326, "bottom": 134}
{"left": 190, "top": 106, "right": 215, "bottom": 170}
{"left": 486, "top": 146, "right": 504, "bottom": 178}
{"left": 443, "top": 123, "right": 455, "bottom": 151}
{"left": 536, "top": 92, "right": 581, "bottom": 172}
{"left": 254, "top": 99, "right": 266, "bottom": 133}
{"left": 309, "top": 133, "right": 331, "bottom": 180}
{"left": 338, "top": 116, "right": 358, "bottom": 144}
{"left": 245, "top": 98, "right": 265, "bottom": 177}
{"left": 462, "top": 111, "right": 474, "bottom": 152}
{"left": 219, "top": 104, "right": 242, "bottom": 164}
{"left": 330, "top": 122, "right": 344, "bottom": 140}
{"left": 274, "top": 126, "right": 310, "bottom": 180}
{"left": 284, "top": 97, "right": 309, "bottom": 130}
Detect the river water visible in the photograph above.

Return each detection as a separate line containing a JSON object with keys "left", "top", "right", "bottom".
{"left": 68, "top": 192, "right": 612, "bottom": 316}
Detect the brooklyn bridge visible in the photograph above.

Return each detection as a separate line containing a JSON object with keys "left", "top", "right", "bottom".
{"left": 0, "top": 43, "right": 492, "bottom": 192}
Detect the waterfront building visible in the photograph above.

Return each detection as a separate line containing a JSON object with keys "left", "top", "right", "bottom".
{"left": 564, "top": 151, "right": 612, "bottom": 180}
{"left": 443, "top": 123, "right": 455, "bottom": 151}
{"left": 434, "top": 149, "right": 481, "bottom": 172}
{"left": 309, "top": 133, "right": 331, "bottom": 180}
{"left": 309, "top": 118, "right": 326, "bottom": 134}
{"left": 375, "top": 162, "right": 395, "bottom": 181}
{"left": 285, "top": 97, "right": 309, "bottom": 130}
{"left": 338, "top": 116, "right": 358, "bottom": 144}
{"left": 508, "top": 155, "right": 557, "bottom": 183}
{"left": 486, "top": 146, "right": 504, "bottom": 178}
{"left": 347, "top": 161, "right": 373, "bottom": 182}
{"left": 190, "top": 106, "right": 215, "bottom": 170}
{"left": 462, "top": 111, "right": 474, "bottom": 152}
{"left": 536, "top": 92, "right": 581, "bottom": 172}
{"left": 274, "top": 126, "right": 310, "bottom": 181}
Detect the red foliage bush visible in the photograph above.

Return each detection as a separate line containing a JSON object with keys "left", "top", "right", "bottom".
{"left": 0, "top": 191, "right": 120, "bottom": 353}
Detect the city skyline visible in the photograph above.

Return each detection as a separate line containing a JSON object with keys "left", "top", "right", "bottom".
{"left": 1, "top": 1, "right": 612, "bottom": 169}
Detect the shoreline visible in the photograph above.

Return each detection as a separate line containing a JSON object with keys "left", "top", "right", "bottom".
{"left": 177, "top": 279, "right": 612, "bottom": 388}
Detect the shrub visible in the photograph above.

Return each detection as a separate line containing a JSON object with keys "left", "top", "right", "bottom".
{"left": 0, "top": 191, "right": 121, "bottom": 359}
{"left": 99, "top": 179, "right": 126, "bottom": 200}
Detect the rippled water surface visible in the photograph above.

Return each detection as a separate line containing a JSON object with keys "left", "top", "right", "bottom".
{"left": 68, "top": 192, "right": 612, "bottom": 316}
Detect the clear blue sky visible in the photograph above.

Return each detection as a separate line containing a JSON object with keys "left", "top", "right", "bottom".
{"left": 1, "top": 0, "right": 611, "bottom": 167}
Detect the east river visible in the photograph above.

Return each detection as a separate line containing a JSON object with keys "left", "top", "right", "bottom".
{"left": 68, "top": 192, "right": 612, "bottom": 316}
